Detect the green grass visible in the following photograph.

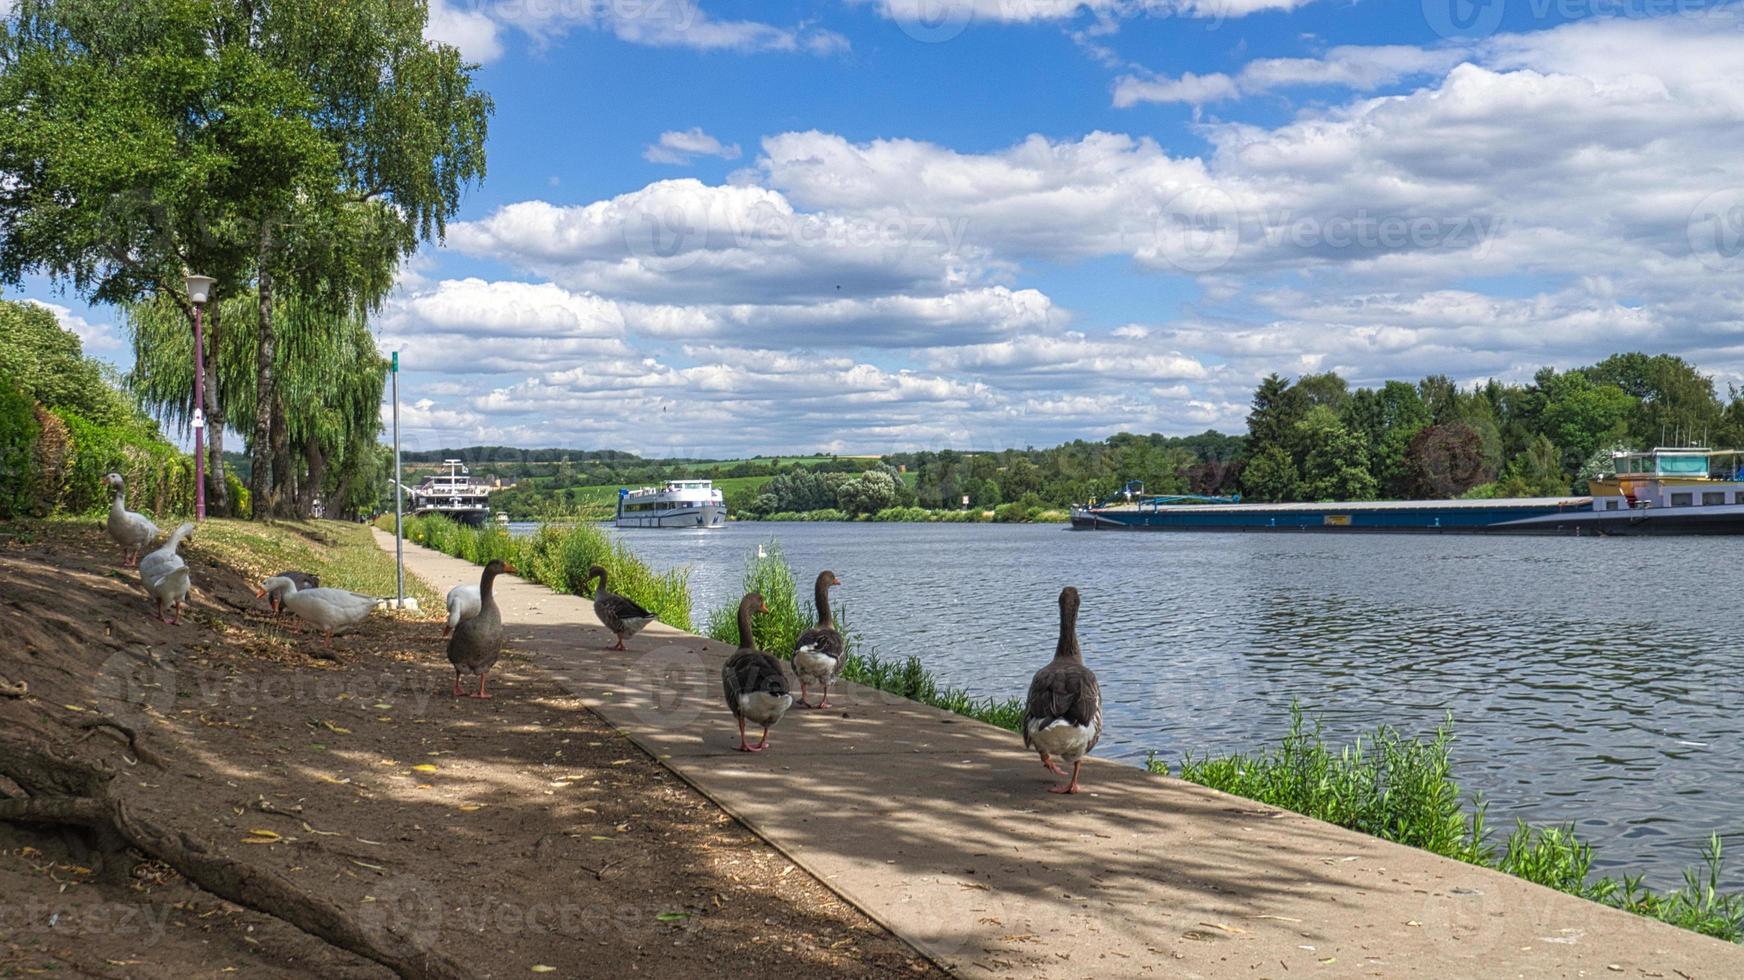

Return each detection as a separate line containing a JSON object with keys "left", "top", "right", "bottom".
{"left": 1151, "top": 705, "right": 1744, "bottom": 943}
{"left": 703, "top": 542, "right": 1026, "bottom": 729}
{"left": 383, "top": 513, "right": 692, "bottom": 631}
{"left": 195, "top": 518, "right": 444, "bottom": 612}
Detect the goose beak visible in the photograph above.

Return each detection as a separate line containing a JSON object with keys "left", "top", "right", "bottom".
{"left": 504, "top": 564, "right": 518, "bottom": 575}
{"left": 254, "top": 587, "right": 266, "bottom": 599}
{"left": 758, "top": 601, "right": 770, "bottom": 614}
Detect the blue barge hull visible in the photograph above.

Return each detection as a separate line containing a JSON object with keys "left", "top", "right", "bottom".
{"left": 1069, "top": 497, "right": 1744, "bottom": 535}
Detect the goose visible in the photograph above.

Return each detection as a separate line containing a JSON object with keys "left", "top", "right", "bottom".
{"left": 104, "top": 473, "right": 160, "bottom": 567}
{"left": 721, "top": 592, "right": 792, "bottom": 752}
{"left": 792, "top": 570, "right": 845, "bottom": 709}
{"left": 444, "top": 583, "right": 481, "bottom": 638}
{"left": 262, "top": 571, "right": 320, "bottom": 615}
{"left": 585, "top": 564, "right": 656, "bottom": 651}
{"left": 138, "top": 522, "right": 194, "bottom": 624}
{"left": 446, "top": 559, "right": 511, "bottom": 699}
{"left": 257, "top": 576, "right": 380, "bottom": 648}
{"left": 1022, "top": 586, "right": 1102, "bottom": 795}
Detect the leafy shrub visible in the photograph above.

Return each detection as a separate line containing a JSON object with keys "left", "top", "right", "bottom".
{"left": 0, "top": 383, "right": 38, "bottom": 517}
{"left": 55, "top": 410, "right": 192, "bottom": 517}
{"left": 391, "top": 514, "right": 693, "bottom": 632}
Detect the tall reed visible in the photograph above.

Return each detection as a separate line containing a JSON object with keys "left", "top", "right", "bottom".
{"left": 703, "top": 542, "right": 1027, "bottom": 730}
{"left": 387, "top": 514, "right": 692, "bottom": 631}
{"left": 1154, "top": 704, "right": 1744, "bottom": 942}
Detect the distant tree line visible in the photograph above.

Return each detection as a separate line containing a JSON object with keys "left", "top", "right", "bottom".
{"left": 408, "top": 351, "right": 1744, "bottom": 520}
{"left": 1238, "top": 353, "right": 1744, "bottom": 502}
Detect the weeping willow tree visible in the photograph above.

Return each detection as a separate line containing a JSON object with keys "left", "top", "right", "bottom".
{"left": 2, "top": 0, "right": 490, "bottom": 521}
{"left": 126, "top": 292, "right": 385, "bottom": 519}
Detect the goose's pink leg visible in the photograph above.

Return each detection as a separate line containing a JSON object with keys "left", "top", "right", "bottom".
{"left": 734, "top": 717, "right": 763, "bottom": 752}
{"left": 1047, "top": 760, "right": 1083, "bottom": 795}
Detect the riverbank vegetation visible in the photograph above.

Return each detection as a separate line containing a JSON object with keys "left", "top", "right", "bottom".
{"left": 676, "top": 542, "right": 1029, "bottom": 728}
{"left": 1150, "top": 707, "right": 1744, "bottom": 942}
{"left": 386, "top": 514, "right": 693, "bottom": 632}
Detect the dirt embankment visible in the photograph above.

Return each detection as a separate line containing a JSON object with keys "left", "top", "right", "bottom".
{"left": 0, "top": 521, "right": 937, "bottom": 979}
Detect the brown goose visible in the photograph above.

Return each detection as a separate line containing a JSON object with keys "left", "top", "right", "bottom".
{"left": 446, "top": 559, "right": 512, "bottom": 699}
{"left": 721, "top": 592, "right": 792, "bottom": 752}
{"left": 263, "top": 571, "right": 320, "bottom": 615}
{"left": 1022, "top": 586, "right": 1102, "bottom": 794}
{"left": 792, "top": 570, "right": 844, "bottom": 708}
{"left": 586, "top": 564, "right": 656, "bottom": 650}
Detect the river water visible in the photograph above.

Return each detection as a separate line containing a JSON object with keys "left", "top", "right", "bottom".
{"left": 526, "top": 521, "right": 1743, "bottom": 888}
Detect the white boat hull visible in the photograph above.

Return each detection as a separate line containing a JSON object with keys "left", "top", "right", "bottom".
{"left": 615, "top": 500, "right": 727, "bottom": 529}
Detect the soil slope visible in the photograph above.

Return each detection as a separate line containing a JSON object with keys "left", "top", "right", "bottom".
{"left": 0, "top": 520, "right": 936, "bottom": 979}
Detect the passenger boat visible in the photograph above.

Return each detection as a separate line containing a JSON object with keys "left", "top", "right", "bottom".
{"left": 1070, "top": 448, "right": 1744, "bottom": 535}
{"left": 406, "top": 459, "right": 491, "bottom": 526}
{"left": 615, "top": 479, "right": 727, "bottom": 529}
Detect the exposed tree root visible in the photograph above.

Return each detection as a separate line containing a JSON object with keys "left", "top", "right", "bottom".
{"left": 0, "top": 731, "right": 466, "bottom": 980}
{"left": 73, "top": 717, "right": 167, "bottom": 768}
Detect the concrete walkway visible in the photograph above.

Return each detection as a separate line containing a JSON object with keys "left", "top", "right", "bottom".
{"left": 384, "top": 531, "right": 1744, "bottom": 978}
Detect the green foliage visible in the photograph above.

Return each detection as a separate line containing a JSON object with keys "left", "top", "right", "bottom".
{"left": 698, "top": 541, "right": 1026, "bottom": 728}
{"left": 1294, "top": 405, "right": 1378, "bottom": 501}
{"left": 389, "top": 514, "right": 692, "bottom": 632}
{"left": 1241, "top": 445, "right": 1299, "bottom": 502}
{"left": 0, "top": 1, "right": 492, "bottom": 521}
{"left": 1170, "top": 705, "right": 1481, "bottom": 860}
{"left": 0, "top": 300, "right": 135, "bottom": 425}
{"left": 835, "top": 468, "right": 898, "bottom": 515}
{"left": 1156, "top": 706, "right": 1744, "bottom": 943}
{"left": 0, "top": 299, "right": 191, "bottom": 517}
{"left": 704, "top": 541, "right": 806, "bottom": 653}
{"left": 0, "top": 382, "right": 39, "bottom": 517}
{"left": 54, "top": 410, "right": 193, "bottom": 517}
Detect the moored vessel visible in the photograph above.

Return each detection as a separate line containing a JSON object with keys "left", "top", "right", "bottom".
{"left": 615, "top": 479, "right": 727, "bottom": 529}
{"left": 1071, "top": 448, "right": 1744, "bottom": 535}
{"left": 405, "top": 460, "right": 491, "bottom": 526}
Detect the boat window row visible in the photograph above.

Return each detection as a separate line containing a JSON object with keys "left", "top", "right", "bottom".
{"left": 1666, "top": 491, "right": 1744, "bottom": 507}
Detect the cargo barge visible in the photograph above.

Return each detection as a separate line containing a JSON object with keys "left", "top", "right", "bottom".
{"left": 1070, "top": 448, "right": 1744, "bottom": 536}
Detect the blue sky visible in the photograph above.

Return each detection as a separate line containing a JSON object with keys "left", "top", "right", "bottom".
{"left": 11, "top": 0, "right": 1744, "bottom": 454}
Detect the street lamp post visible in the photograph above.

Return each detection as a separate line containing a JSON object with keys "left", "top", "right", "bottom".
{"left": 392, "top": 350, "right": 403, "bottom": 607}
{"left": 184, "top": 275, "right": 215, "bottom": 520}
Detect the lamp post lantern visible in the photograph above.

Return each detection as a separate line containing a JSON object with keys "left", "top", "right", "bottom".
{"left": 184, "top": 274, "right": 215, "bottom": 520}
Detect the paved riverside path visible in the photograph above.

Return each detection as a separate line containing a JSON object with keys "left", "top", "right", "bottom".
{"left": 383, "top": 531, "right": 1743, "bottom": 979}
